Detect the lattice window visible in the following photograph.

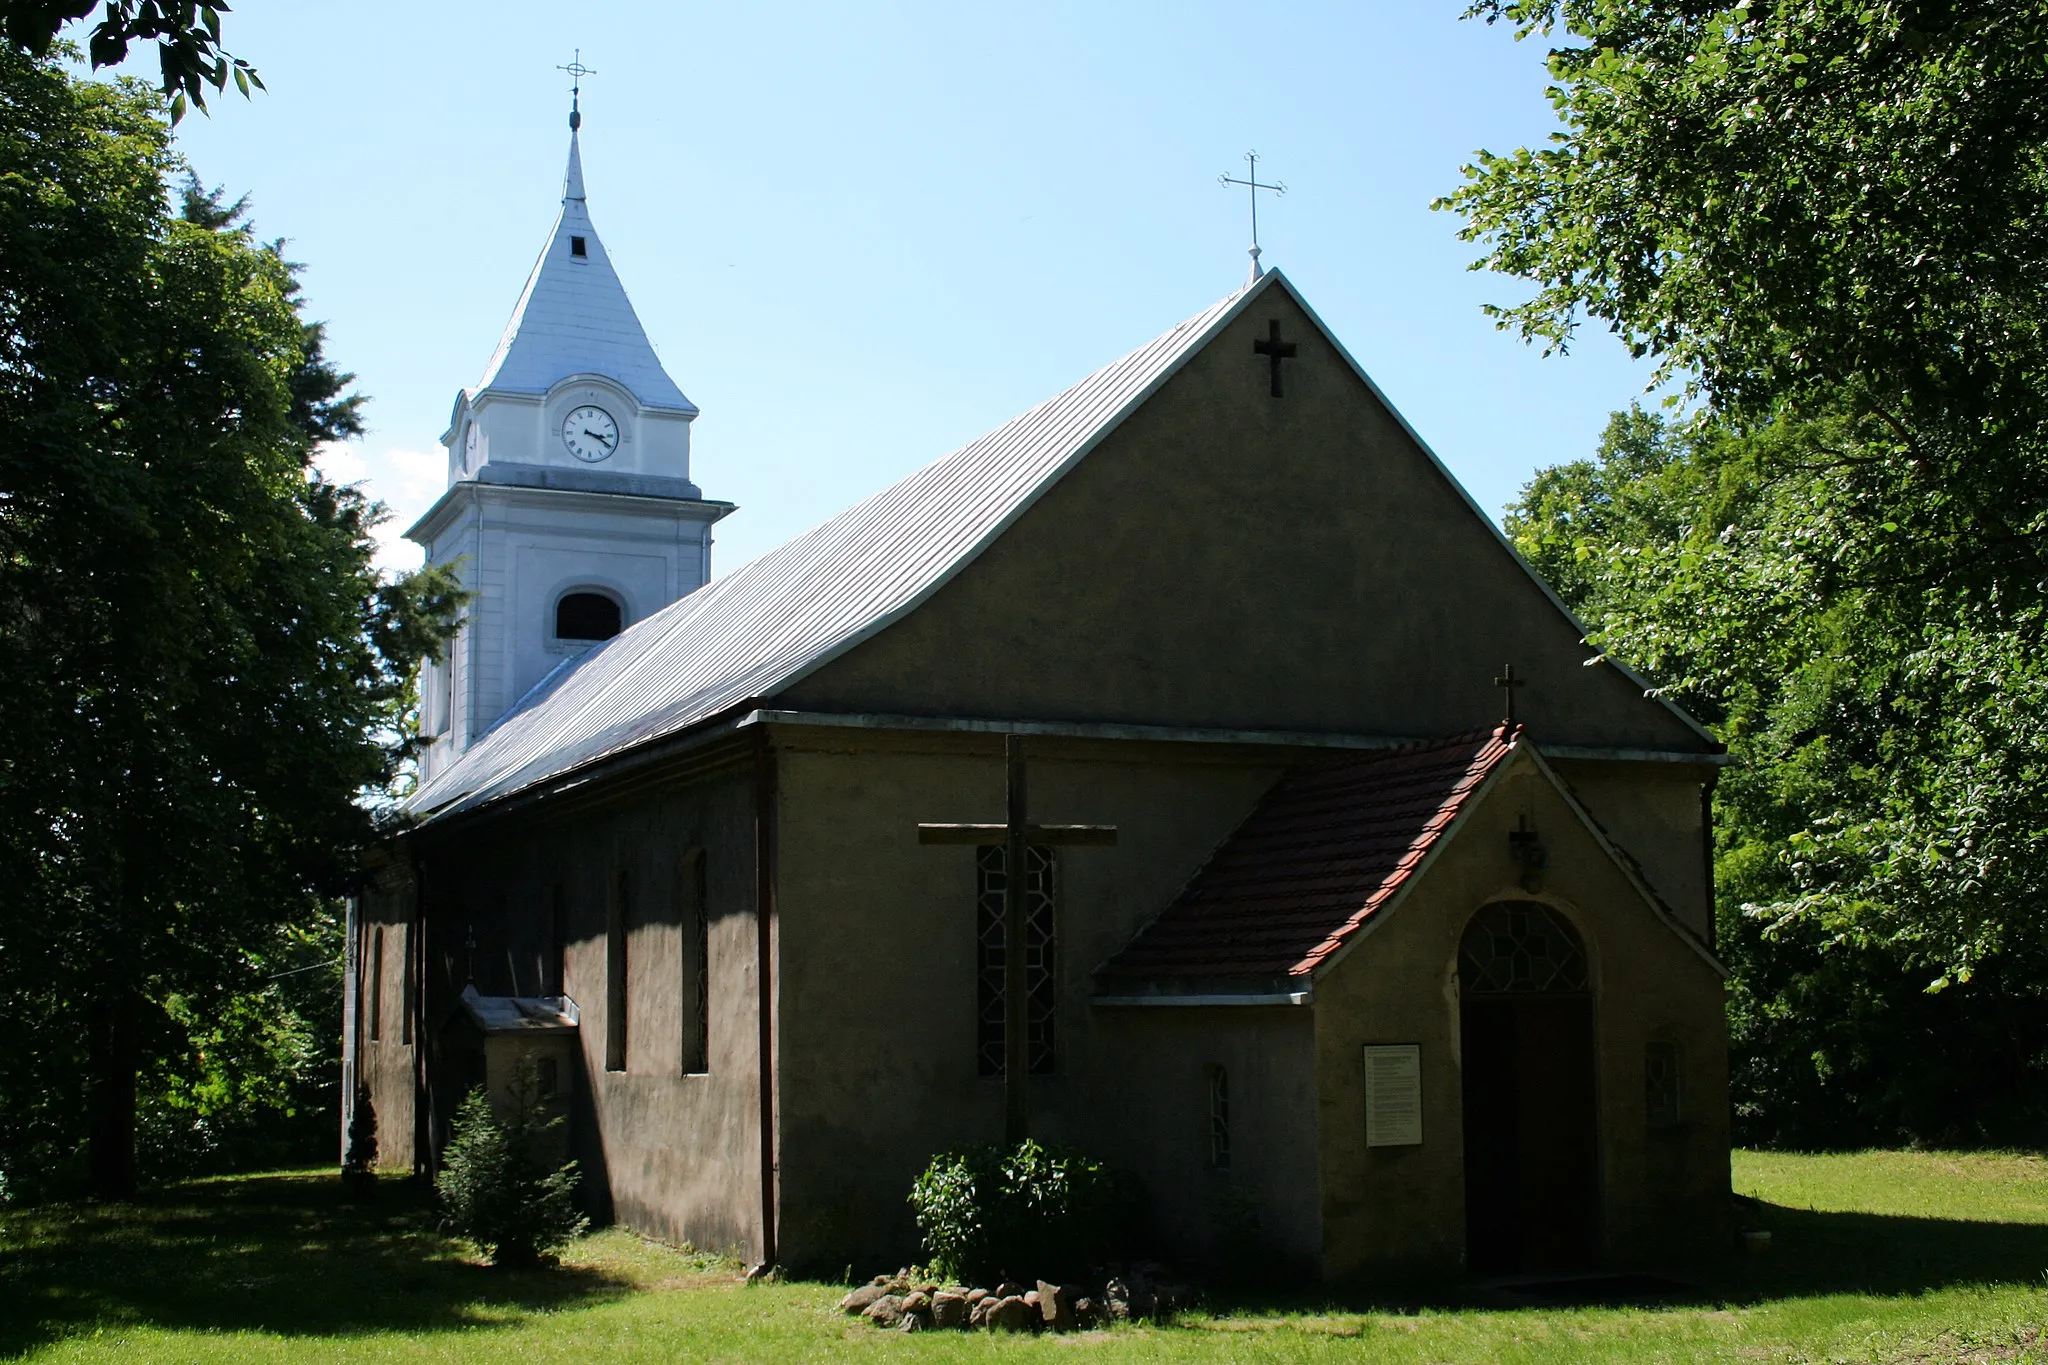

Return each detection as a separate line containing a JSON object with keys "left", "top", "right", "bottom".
{"left": 1459, "top": 900, "right": 1588, "bottom": 994}
{"left": 1645, "top": 1040, "right": 1683, "bottom": 1127}
{"left": 976, "top": 845, "right": 1056, "bottom": 1076}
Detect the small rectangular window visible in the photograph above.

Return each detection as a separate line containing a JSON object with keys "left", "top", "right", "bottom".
{"left": 1209, "top": 1065, "right": 1231, "bottom": 1170}
{"left": 547, "top": 884, "right": 567, "bottom": 996}
{"left": 368, "top": 926, "right": 385, "bottom": 1041}
{"left": 684, "top": 849, "right": 709, "bottom": 1075}
{"left": 399, "top": 919, "right": 415, "bottom": 1045}
{"left": 1646, "top": 1040, "right": 1683, "bottom": 1128}
{"left": 606, "top": 870, "right": 629, "bottom": 1072}
{"left": 569, "top": 235, "right": 587, "bottom": 258}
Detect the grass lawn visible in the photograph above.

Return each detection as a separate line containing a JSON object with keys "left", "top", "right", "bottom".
{"left": 2, "top": 1151, "right": 2045, "bottom": 1362}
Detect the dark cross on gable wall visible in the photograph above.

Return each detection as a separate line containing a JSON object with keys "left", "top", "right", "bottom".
{"left": 918, "top": 735, "right": 1117, "bottom": 1144}
{"left": 1254, "top": 319, "right": 1298, "bottom": 398}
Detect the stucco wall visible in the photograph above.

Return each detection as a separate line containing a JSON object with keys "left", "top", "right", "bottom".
{"left": 409, "top": 758, "right": 765, "bottom": 1258}
{"left": 1550, "top": 757, "right": 1715, "bottom": 940}
{"left": 1312, "top": 754, "right": 1730, "bottom": 1281}
{"left": 769, "top": 726, "right": 1325, "bottom": 1272}
{"left": 781, "top": 289, "right": 1708, "bottom": 755}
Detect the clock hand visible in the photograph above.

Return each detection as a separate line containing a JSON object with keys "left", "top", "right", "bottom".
{"left": 584, "top": 429, "right": 614, "bottom": 448}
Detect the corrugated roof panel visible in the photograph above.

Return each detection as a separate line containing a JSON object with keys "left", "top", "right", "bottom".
{"left": 411, "top": 277, "right": 1269, "bottom": 819}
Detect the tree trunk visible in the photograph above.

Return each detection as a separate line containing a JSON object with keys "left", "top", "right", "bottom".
{"left": 86, "top": 989, "right": 139, "bottom": 1199}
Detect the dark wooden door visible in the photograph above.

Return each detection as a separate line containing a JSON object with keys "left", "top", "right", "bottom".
{"left": 1461, "top": 994, "right": 1600, "bottom": 1272}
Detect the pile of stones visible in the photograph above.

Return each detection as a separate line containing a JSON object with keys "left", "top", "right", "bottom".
{"left": 837, "top": 1264, "right": 1190, "bottom": 1333}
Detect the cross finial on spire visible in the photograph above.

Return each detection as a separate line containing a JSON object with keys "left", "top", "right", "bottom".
{"left": 1494, "top": 663, "right": 1526, "bottom": 727}
{"left": 1219, "top": 150, "right": 1286, "bottom": 285}
{"left": 558, "top": 49, "right": 596, "bottom": 130}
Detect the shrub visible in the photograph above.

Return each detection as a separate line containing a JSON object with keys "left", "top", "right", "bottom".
{"left": 910, "top": 1139, "right": 1143, "bottom": 1283}
{"left": 435, "top": 1063, "right": 587, "bottom": 1267}
{"left": 340, "top": 1086, "right": 378, "bottom": 1200}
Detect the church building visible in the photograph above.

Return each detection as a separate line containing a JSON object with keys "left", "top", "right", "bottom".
{"left": 345, "top": 104, "right": 1732, "bottom": 1281}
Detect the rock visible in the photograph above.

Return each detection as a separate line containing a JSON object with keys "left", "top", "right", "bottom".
{"left": 902, "top": 1291, "right": 930, "bottom": 1313}
{"left": 897, "top": 1310, "right": 925, "bottom": 1333}
{"left": 1038, "top": 1281, "right": 1077, "bottom": 1332}
{"left": 1104, "top": 1277, "right": 1133, "bottom": 1321}
{"left": 863, "top": 1294, "right": 907, "bottom": 1329}
{"left": 994, "top": 1280, "right": 1024, "bottom": 1300}
{"left": 965, "top": 1287, "right": 989, "bottom": 1305}
{"left": 838, "top": 1284, "right": 887, "bottom": 1315}
{"left": 931, "top": 1291, "right": 968, "bottom": 1328}
{"left": 987, "top": 1295, "right": 1032, "bottom": 1332}
{"left": 1023, "top": 1290, "right": 1040, "bottom": 1312}
{"left": 1072, "top": 1296, "right": 1097, "bottom": 1328}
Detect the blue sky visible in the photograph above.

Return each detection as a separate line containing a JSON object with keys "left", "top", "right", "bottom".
{"left": 126, "top": 1, "right": 1649, "bottom": 574}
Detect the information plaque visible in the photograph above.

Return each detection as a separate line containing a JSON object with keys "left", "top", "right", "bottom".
{"left": 1364, "top": 1044, "right": 1423, "bottom": 1147}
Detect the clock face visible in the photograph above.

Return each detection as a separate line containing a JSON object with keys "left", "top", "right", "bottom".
{"left": 561, "top": 404, "right": 619, "bottom": 463}
{"left": 463, "top": 421, "right": 478, "bottom": 466}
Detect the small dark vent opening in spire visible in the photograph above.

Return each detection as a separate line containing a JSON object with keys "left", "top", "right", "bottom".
{"left": 570, "top": 235, "right": 587, "bottom": 258}
{"left": 556, "top": 591, "right": 621, "bottom": 642}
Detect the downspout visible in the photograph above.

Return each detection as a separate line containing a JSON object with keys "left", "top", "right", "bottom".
{"left": 341, "top": 891, "right": 360, "bottom": 1164}
{"left": 754, "top": 729, "right": 779, "bottom": 1267}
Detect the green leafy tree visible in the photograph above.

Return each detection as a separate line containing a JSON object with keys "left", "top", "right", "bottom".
{"left": 2, "top": 1, "right": 260, "bottom": 121}
{"left": 1449, "top": 0, "right": 2048, "bottom": 1143}
{"left": 0, "top": 47, "right": 462, "bottom": 1198}
{"left": 1507, "top": 410, "right": 2048, "bottom": 1143}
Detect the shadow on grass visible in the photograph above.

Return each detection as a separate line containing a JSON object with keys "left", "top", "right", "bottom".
{"left": 0, "top": 1171, "right": 632, "bottom": 1358}
{"left": 1199, "top": 1201, "right": 2048, "bottom": 1319}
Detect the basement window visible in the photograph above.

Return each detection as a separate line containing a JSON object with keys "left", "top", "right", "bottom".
{"left": 570, "top": 235, "right": 588, "bottom": 258}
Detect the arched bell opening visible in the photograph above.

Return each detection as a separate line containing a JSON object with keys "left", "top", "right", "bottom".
{"left": 554, "top": 589, "right": 624, "bottom": 644}
{"left": 1458, "top": 899, "right": 1601, "bottom": 1273}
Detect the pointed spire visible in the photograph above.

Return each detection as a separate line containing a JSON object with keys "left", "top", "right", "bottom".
{"left": 1245, "top": 242, "right": 1264, "bottom": 286}
{"left": 564, "top": 127, "right": 585, "bottom": 203}
{"left": 469, "top": 84, "right": 694, "bottom": 416}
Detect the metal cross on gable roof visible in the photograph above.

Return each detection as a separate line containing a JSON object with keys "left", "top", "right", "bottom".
{"left": 558, "top": 49, "right": 597, "bottom": 129}
{"left": 1219, "top": 149, "right": 1286, "bottom": 284}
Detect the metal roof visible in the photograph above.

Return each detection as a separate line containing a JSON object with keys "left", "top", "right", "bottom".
{"left": 410, "top": 275, "right": 1270, "bottom": 820}
{"left": 470, "top": 129, "right": 697, "bottom": 414}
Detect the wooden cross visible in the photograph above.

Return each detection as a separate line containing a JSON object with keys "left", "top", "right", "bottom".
{"left": 1253, "top": 320, "right": 1298, "bottom": 398}
{"left": 918, "top": 734, "right": 1116, "bottom": 1143}
{"left": 1494, "top": 663, "right": 1525, "bottom": 726}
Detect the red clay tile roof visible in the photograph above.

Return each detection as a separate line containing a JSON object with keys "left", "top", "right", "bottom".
{"left": 1097, "top": 725, "right": 1518, "bottom": 986}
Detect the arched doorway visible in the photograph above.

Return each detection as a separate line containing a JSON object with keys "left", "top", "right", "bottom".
{"left": 1459, "top": 900, "right": 1600, "bottom": 1272}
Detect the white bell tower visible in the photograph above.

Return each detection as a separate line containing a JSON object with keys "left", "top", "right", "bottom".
{"left": 407, "top": 91, "right": 732, "bottom": 783}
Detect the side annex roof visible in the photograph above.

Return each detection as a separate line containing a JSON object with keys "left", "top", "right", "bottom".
{"left": 410, "top": 271, "right": 1711, "bottom": 822}
{"left": 1094, "top": 727, "right": 1724, "bottom": 1000}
